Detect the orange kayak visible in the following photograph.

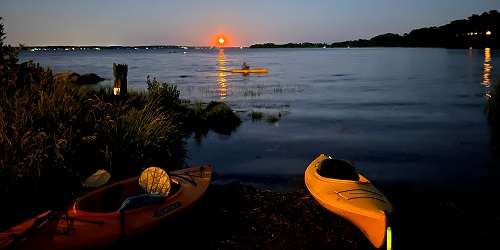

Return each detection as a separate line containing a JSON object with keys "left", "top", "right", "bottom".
{"left": 231, "top": 68, "right": 269, "bottom": 74}
{"left": 0, "top": 166, "right": 212, "bottom": 250}
{"left": 305, "top": 154, "right": 393, "bottom": 249}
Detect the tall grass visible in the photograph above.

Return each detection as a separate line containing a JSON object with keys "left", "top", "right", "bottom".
{"left": 0, "top": 61, "right": 188, "bottom": 226}
{"left": 0, "top": 18, "right": 242, "bottom": 228}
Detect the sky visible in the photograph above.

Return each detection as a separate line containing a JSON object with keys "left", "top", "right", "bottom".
{"left": 1, "top": 0, "right": 499, "bottom": 46}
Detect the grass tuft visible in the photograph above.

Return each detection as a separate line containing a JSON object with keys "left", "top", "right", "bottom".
{"left": 249, "top": 111, "right": 263, "bottom": 121}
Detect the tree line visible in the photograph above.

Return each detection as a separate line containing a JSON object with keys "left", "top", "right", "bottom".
{"left": 250, "top": 10, "right": 499, "bottom": 49}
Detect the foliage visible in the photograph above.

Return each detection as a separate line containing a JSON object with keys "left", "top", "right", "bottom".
{"left": 249, "top": 111, "right": 263, "bottom": 121}
{"left": 184, "top": 101, "right": 242, "bottom": 143}
{"left": 205, "top": 102, "right": 242, "bottom": 134}
{"left": 146, "top": 76, "right": 183, "bottom": 112}
{"left": 251, "top": 10, "right": 500, "bottom": 49}
{"left": 265, "top": 113, "right": 281, "bottom": 124}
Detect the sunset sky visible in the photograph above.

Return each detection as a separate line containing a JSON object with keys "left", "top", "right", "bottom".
{"left": 1, "top": 0, "right": 499, "bottom": 46}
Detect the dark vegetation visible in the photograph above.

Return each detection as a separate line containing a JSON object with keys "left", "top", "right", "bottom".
{"left": 265, "top": 113, "right": 282, "bottom": 124}
{"left": 251, "top": 10, "right": 499, "bottom": 49}
{"left": 249, "top": 111, "right": 263, "bottom": 121}
{"left": 0, "top": 18, "right": 240, "bottom": 228}
{"left": 249, "top": 111, "right": 285, "bottom": 124}
{"left": 187, "top": 101, "right": 242, "bottom": 143}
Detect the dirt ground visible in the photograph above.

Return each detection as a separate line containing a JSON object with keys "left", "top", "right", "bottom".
{"left": 121, "top": 183, "right": 373, "bottom": 250}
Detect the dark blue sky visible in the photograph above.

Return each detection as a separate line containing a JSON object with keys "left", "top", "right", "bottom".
{"left": 1, "top": 0, "right": 499, "bottom": 46}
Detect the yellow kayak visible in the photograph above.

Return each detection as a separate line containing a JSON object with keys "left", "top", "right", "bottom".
{"left": 231, "top": 68, "right": 269, "bottom": 74}
{"left": 304, "top": 154, "right": 393, "bottom": 249}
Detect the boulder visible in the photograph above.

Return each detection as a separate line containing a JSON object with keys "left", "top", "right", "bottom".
{"left": 54, "top": 72, "right": 105, "bottom": 85}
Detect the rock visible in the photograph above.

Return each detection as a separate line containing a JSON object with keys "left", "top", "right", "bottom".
{"left": 54, "top": 72, "right": 105, "bottom": 85}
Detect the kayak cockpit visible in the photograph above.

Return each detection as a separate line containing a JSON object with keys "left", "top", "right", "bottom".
{"left": 76, "top": 178, "right": 180, "bottom": 213}
{"left": 316, "top": 158, "right": 359, "bottom": 181}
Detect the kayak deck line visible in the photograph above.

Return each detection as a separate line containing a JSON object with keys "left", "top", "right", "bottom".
{"left": 346, "top": 192, "right": 384, "bottom": 197}
{"left": 337, "top": 188, "right": 383, "bottom": 195}
{"left": 336, "top": 188, "right": 387, "bottom": 202}
{"left": 344, "top": 196, "right": 388, "bottom": 202}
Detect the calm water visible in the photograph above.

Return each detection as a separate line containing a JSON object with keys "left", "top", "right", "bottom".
{"left": 20, "top": 48, "right": 500, "bottom": 188}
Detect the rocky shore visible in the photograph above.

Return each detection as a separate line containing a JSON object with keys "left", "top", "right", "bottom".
{"left": 120, "top": 183, "right": 372, "bottom": 250}
{"left": 115, "top": 181, "right": 500, "bottom": 250}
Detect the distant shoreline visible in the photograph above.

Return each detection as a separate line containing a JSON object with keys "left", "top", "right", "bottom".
{"left": 19, "top": 46, "right": 496, "bottom": 52}
{"left": 251, "top": 10, "right": 498, "bottom": 49}
{"left": 20, "top": 45, "right": 207, "bottom": 51}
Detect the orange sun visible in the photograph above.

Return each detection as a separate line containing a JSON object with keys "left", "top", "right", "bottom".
{"left": 211, "top": 34, "right": 231, "bottom": 47}
{"left": 218, "top": 37, "right": 225, "bottom": 46}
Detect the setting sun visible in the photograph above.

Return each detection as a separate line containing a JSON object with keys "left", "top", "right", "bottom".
{"left": 218, "top": 37, "right": 225, "bottom": 45}
{"left": 211, "top": 34, "right": 231, "bottom": 47}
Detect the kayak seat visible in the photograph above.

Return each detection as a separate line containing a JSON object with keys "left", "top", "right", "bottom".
{"left": 78, "top": 180, "right": 180, "bottom": 212}
{"left": 317, "top": 159, "right": 359, "bottom": 181}
{"left": 118, "top": 194, "right": 164, "bottom": 212}
{"left": 118, "top": 183, "right": 181, "bottom": 212}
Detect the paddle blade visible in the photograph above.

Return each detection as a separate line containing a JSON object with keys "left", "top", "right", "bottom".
{"left": 83, "top": 169, "right": 111, "bottom": 188}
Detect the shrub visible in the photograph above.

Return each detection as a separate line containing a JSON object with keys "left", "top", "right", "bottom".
{"left": 146, "top": 76, "right": 183, "bottom": 112}
{"left": 205, "top": 102, "right": 242, "bottom": 135}
{"left": 249, "top": 111, "right": 263, "bottom": 121}
{"left": 113, "top": 100, "right": 185, "bottom": 175}
{"left": 265, "top": 113, "right": 282, "bottom": 124}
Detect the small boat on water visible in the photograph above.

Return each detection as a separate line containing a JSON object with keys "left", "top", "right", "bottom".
{"left": 304, "top": 154, "right": 393, "bottom": 249}
{"left": 230, "top": 68, "right": 269, "bottom": 74}
{"left": 0, "top": 165, "right": 212, "bottom": 250}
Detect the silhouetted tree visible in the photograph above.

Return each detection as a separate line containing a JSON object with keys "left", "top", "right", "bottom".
{"left": 251, "top": 10, "right": 499, "bottom": 49}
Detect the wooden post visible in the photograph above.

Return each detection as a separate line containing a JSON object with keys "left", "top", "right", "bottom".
{"left": 113, "top": 63, "right": 128, "bottom": 96}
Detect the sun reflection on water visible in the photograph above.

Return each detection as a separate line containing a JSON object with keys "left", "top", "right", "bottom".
{"left": 482, "top": 48, "right": 492, "bottom": 87}
{"left": 217, "top": 49, "right": 228, "bottom": 100}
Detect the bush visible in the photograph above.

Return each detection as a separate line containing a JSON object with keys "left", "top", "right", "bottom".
{"left": 146, "top": 76, "right": 183, "bottom": 112}
{"left": 205, "top": 102, "right": 242, "bottom": 135}
{"left": 249, "top": 111, "right": 263, "bottom": 121}
{"left": 265, "top": 113, "right": 282, "bottom": 124}
{"left": 113, "top": 100, "right": 185, "bottom": 175}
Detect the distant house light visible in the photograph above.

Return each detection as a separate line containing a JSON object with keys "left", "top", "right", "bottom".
{"left": 486, "top": 31, "right": 492, "bottom": 36}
